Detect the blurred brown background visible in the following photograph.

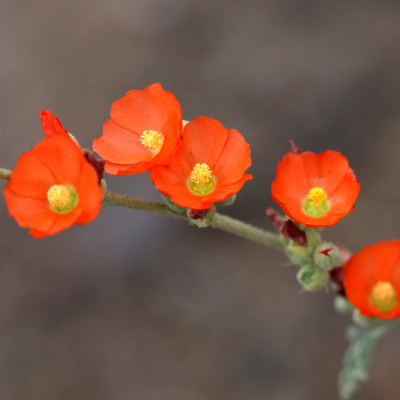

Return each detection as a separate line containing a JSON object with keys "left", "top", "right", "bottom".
{"left": 1, "top": 1, "right": 400, "bottom": 399}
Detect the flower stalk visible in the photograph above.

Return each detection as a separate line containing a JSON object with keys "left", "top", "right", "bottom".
{"left": 103, "top": 191, "right": 283, "bottom": 250}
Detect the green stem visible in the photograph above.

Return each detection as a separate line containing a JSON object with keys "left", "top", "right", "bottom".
{"left": 209, "top": 213, "right": 283, "bottom": 250}
{"left": 102, "top": 191, "right": 187, "bottom": 220}
{"left": 103, "top": 191, "right": 282, "bottom": 250}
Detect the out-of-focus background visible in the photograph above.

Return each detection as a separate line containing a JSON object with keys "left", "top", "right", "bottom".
{"left": 1, "top": 1, "right": 400, "bottom": 399}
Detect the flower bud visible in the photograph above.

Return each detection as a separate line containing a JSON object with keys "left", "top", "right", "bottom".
{"left": 216, "top": 194, "right": 236, "bottom": 207}
{"left": 285, "top": 240, "right": 313, "bottom": 265}
{"left": 334, "top": 295, "right": 353, "bottom": 315}
{"left": 296, "top": 265, "right": 329, "bottom": 292}
{"left": 313, "top": 242, "right": 341, "bottom": 270}
{"left": 352, "top": 309, "right": 376, "bottom": 328}
{"left": 283, "top": 227, "right": 321, "bottom": 266}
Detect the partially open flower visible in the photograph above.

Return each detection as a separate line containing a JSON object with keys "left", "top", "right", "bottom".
{"left": 150, "top": 117, "right": 252, "bottom": 209}
{"left": 343, "top": 240, "right": 400, "bottom": 319}
{"left": 271, "top": 150, "right": 360, "bottom": 227}
{"left": 3, "top": 135, "right": 103, "bottom": 238}
{"left": 92, "top": 83, "right": 182, "bottom": 175}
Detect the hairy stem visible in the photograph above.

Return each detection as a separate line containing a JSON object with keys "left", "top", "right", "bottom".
{"left": 103, "top": 191, "right": 282, "bottom": 250}
{"left": 209, "top": 213, "right": 282, "bottom": 250}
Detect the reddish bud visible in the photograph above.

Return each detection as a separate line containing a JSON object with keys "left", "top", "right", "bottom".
{"left": 40, "top": 110, "right": 68, "bottom": 138}
{"left": 266, "top": 207, "right": 284, "bottom": 231}
{"left": 330, "top": 266, "right": 345, "bottom": 296}
{"left": 83, "top": 150, "right": 105, "bottom": 184}
{"left": 266, "top": 207, "right": 307, "bottom": 246}
{"left": 281, "top": 220, "right": 307, "bottom": 246}
{"left": 289, "top": 140, "right": 301, "bottom": 154}
{"left": 189, "top": 209, "right": 208, "bottom": 220}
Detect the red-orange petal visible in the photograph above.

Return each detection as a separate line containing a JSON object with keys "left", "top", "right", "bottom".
{"left": 212, "top": 129, "right": 251, "bottom": 184}
{"left": 93, "top": 119, "right": 153, "bottom": 164}
{"left": 182, "top": 117, "right": 229, "bottom": 169}
{"left": 3, "top": 188, "right": 58, "bottom": 232}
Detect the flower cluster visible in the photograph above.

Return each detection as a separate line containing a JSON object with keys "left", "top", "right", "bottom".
{"left": 3, "top": 84, "right": 399, "bottom": 329}
{"left": 4, "top": 83, "right": 253, "bottom": 237}
{"left": 269, "top": 142, "right": 400, "bottom": 323}
{"left": 2, "top": 82, "right": 399, "bottom": 400}
{"left": 93, "top": 83, "right": 252, "bottom": 210}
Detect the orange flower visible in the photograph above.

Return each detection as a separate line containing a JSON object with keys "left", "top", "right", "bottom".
{"left": 92, "top": 83, "right": 182, "bottom": 175}
{"left": 271, "top": 150, "right": 360, "bottom": 227}
{"left": 150, "top": 117, "right": 252, "bottom": 209}
{"left": 343, "top": 240, "right": 400, "bottom": 319}
{"left": 3, "top": 135, "right": 103, "bottom": 238}
{"left": 40, "top": 110, "right": 68, "bottom": 138}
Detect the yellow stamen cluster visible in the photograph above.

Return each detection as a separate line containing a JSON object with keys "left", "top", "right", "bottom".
{"left": 47, "top": 185, "right": 71, "bottom": 209}
{"left": 307, "top": 187, "right": 327, "bottom": 206}
{"left": 47, "top": 184, "right": 78, "bottom": 214}
{"left": 370, "top": 281, "right": 398, "bottom": 311}
{"left": 190, "top": 163, "right": 212, "bottom": 185}
{"left": 140, "top": 130, "right": 164, "bottom": 154}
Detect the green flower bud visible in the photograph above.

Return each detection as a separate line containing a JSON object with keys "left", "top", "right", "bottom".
{"left": 281, "top": 226, "right": 321, "bottom": 266}
{"left": 216, "top": 194, "right": 236, "bottom": 207}
{"left": 313, "top": 242, "right": 341, "bottom": 270}
{"left": 285, "top": 240, "right": 314, "bottom": 265}
{"left": 352, "top": 309, "right": 376, "bottom": 328}
{"left": 334, "top": 295, "right": 354, "bottom": 315}
{"left": 296, "top": 265, "right": 329, "bottom": 292}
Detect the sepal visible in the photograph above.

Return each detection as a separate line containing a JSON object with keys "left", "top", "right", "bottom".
{"left": 162, "top": 195, "right": 187, "bottom": 214}
{"left": 187, "top": 205, "right": 216, "bottom": 228}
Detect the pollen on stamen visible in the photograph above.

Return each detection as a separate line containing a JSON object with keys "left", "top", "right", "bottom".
{"left": 140, "top": 130, "right": 164, "bottom": 154}
{"left": 47, "top": 184, "right": 78, "bottom": 213}
{"left": 307, "top": 187, "right": 327, "bottom": 206}
{"left": 370, "top": 281, "right": 398, "bottom": 312}
{"left": 191, "top": 163, "right": 212, "bottom": 185}
{"left": 47, "top": 185, "right": 70, "bottom": 209}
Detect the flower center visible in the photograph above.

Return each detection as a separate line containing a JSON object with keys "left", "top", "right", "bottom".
{"left": 303, "top": 187, "right": 329, "bottom": 217}
{"left": 190, "top": 163, "right": 212, "bottom": 184}
{"left": 188, "top": 163, "right": 216, "bottom": 196}
{"left": 140, "top": 130, "right": 164, "bottom": 154}
{"left": 307, "top": 187, "right": 327, "bottom": 206}
{"left": 369, "top": 281, "right": 398, "bottom": 312}
{"left": 47, "top": 184, "right": 79, "bottom": 214}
